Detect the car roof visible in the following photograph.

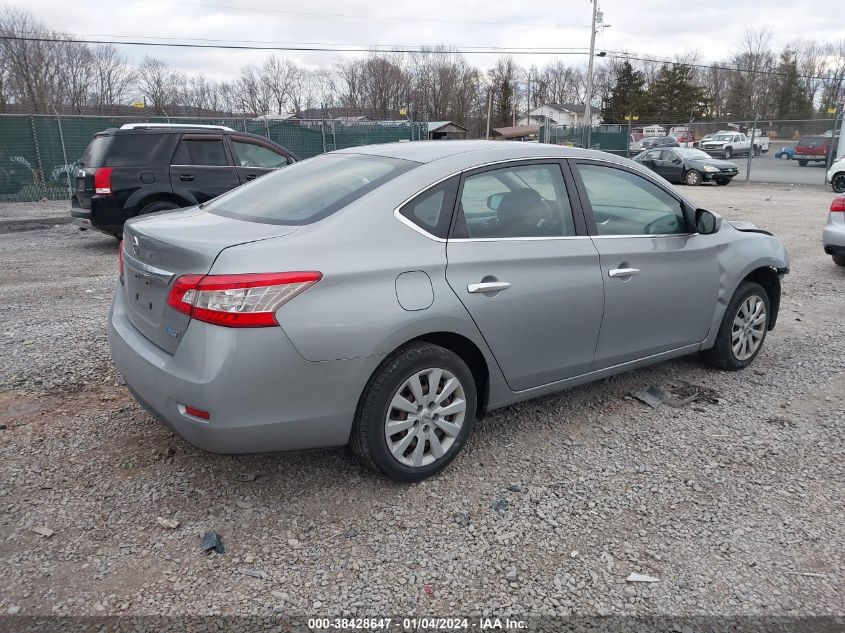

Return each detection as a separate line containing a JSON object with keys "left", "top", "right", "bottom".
{"left": 332, "top": 140, "right": 605, "bottom": 164}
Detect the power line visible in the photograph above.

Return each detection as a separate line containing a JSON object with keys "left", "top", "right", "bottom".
{"left": 0, "top": 35, "right": 592, "bottom": 55}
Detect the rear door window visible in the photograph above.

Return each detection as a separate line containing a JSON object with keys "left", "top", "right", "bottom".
{"left": 204, "top": 153, "right": 417, "bottom": 225}
{"left": 398, "top": 177, "right": 458, "bottom": 239}
{"left": 172, "top": 136, "right": 229, "bottom": 166}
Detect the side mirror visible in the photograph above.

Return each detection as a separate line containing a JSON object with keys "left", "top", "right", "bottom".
{"left": 487, "top": 193, "right": 505, "bottom": 211}
{"left": 695, "top": 208, "right": 722, "bottom": 234}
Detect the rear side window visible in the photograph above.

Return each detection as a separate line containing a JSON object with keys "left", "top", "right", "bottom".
{"left": 231, "top": 139, "right": 290, "bottom": 168}
{"left": 81, "top": 134, "right": 170, "bottom": 167}
{"left": 172, "top": 138, "right": 228, "bottom": 166}
{"left": 398, "top": 177, "right": 458, "bottom": 239}
{"left": 205, "top": 154, "right": 417, "bottom": 225}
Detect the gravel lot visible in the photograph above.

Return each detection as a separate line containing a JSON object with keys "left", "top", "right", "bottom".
{"left": 1, "top": 183, "right": 843, "bottom": 620}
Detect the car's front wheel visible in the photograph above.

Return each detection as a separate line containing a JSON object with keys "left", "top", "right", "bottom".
{"left": 351, "top": 343, "right": 476, "bottom": 482}
{"left": 724, "top": 147, "right": 733, "bottom": 159}
{"left": 685, "top": 170, "right": 702, "bottom": 186}
{"left": 832, "top": 173, "right": 845, "bottom": 194}
{"left": 703, "top": 281, "right": 770, "bottom": 371}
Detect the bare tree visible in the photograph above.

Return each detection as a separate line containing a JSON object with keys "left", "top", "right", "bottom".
{"left": 134, "top": 56, "right": 183, "bottom": 115}
{"left": 90, "top": 44, "right": 134, "bottom": 112}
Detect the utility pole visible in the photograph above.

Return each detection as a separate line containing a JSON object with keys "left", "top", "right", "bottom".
{"left": 746, "top": 114, "right": 759, "bottom": 183}
{"left": 583, "top": 0, "right": 599, "bottom": 149}
{"left": 485, "top": 87, "right": 493, "bottom": 140}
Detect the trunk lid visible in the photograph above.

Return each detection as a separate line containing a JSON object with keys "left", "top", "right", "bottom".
{"left": 121, "top": 208, "right": 299, "bottom": 354}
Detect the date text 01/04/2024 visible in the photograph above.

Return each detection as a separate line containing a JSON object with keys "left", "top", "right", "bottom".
{"left": 307, "top": 618, "right": 528, "bottom": 630}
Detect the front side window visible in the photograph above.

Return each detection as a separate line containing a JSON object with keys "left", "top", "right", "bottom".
{"left": 577, "top": 164, "right": 687, "bottom": 236}
{"left": 205, "top": 153, "right": 417, "bottom": 225}
{"left": 455, "top": 164, "right": 576, "bottom": 238}
{"left": 231, "top": 140, "right": 290, "bottom": 168}
{"left": 172, "top": 138, "right": 228, "bottom": 166}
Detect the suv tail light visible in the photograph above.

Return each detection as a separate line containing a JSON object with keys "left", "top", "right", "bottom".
{"left": 166, "top": 272, "right": 322, "bottom": 328}
{"left": 94, "top": 167, "right": 112, "bottom": 195}
{"left": 831, "top": 197, "right": 845, "bottom": 213}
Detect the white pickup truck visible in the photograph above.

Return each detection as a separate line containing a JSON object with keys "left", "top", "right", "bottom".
{"left": 700, "top": 130, "right": 768, "bottom": 159}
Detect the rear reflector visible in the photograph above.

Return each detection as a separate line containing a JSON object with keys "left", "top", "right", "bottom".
{"left": 94, "top": 167, "right": 112, "bottom": 195}
{"left": 166, "top": 272, "right": 322, "bottom": 327}
{"left": 184, "top": 405, "right": 210, "bottom": 420}
{"left": 831, "top": 197, "right": 845, "bottom": 213}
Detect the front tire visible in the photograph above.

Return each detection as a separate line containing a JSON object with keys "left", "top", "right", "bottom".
{"left": 685, "top": 170, "right": 702, "bottom": 186}
{"left": 351, "top": 343, "right": 477, "bottom": 482}
{"left": 724, "top": 147, "right": 733, "bottom": 160}
{"left": 832, "top": 173, "right": 845, "bottom": 194}
{"left": 833, "top": 254, "right": 845, "bottom": 267}
{"left": 702, "top": 281, "right": 770, "bottom": 371}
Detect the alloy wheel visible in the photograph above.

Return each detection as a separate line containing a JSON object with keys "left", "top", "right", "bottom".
{"left": 384, "top": 367, "right": 466, "bottom": 468}
{"left": 833, "top": 174, "right": 845, "bottom": 194}
{"left": 731, "top": 295, "right": 767, "bottom": 361}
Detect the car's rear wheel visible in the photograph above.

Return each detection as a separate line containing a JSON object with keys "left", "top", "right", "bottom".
{"left": 833, "top": 254, "right": 845, "bottom": 267}
{"left": 832, "top": 173, "right": 845, "bottom": 193}
{"left": 702, "top": 281, "right": 769, "bottom": 371}
{"left": 685, "top": 170, "right": 702, "bottom": 186}
{"left": 798, "top": 160, "right": 808, "bottom": 167}
{"left": 351, "top": 342, "right": 476, "bottom": 482}
{"left": 138, "top": 200, "right": 181, "bottom": 215}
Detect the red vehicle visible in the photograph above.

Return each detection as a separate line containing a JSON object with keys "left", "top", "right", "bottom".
{"left": 794, "top": 135, "right": 832, "bottom": 167}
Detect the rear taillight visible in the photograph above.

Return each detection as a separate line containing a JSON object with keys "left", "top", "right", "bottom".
{"left": 831, "top": 197, "right": 845, "bottom": 213}
{"left": 118, "top": 240, "right": 124, "bottom": 283}
{"left": 166, "top": 272, "right": 322, "bottom": 328}
{"left": 94, "top": 167, "right": 112, "bottom": 195}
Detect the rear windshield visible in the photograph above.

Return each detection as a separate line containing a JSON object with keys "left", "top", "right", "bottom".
{"left": 80, "top": 133, "right": 170, "bottom": 167}
{"left": 797, "top": 136, "right": 828, "bottom": 146}
{"left": 204, "top": 153, "right": 418, "bottom": 225}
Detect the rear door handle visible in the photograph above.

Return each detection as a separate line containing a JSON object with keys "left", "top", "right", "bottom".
{"left": 179, "top": 174, "right": 194, "bottom": 181}
{"left": 467, "top": 281, "right": 511, "bottom": 293}
{"left": 608, "top": 268, "right": 640, "bottom": 278}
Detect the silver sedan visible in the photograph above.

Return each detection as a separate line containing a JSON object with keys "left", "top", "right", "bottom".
{"left": 109, "top": 141, "right": 790, "bottom": 481}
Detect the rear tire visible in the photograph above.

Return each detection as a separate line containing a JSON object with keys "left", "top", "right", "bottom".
{"left": 702, "top": 281, "right": 770, "bottom": 371}
{"left": 137, "top": 200, "right": 181, "bottom": 215}
{"left": 684, "top": 170, "right": 702, "bottom": 186}
{"left": 351, "top": 342, "right": 477, "bottom": 482}
{"left": 798, "top": 160, "right": 808, "bottom": 167}
{"left": 832, "top": 173, "right": 845, "bottom": 194}
{"left": 833, "top": 254, "right": 845, "bottom": 267}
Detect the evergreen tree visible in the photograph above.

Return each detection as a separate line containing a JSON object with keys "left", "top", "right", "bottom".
{"left": 600, "top": 61, "right": 646, "bottom": 124}
{"left": 645, "top": 63, "right": 708, "bottom": 122}
{"left": 773, "top": 49, "right": 813, "bottom": 119}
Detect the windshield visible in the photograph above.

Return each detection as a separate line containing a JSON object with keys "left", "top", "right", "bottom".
{"left": 713, "top": 133, "right": 734, "bottom": 141}
{"left": 205, "top": 153, "right": 418, "bottom": 225}
{"left": 675, "top": 149, "right": 711, "bottom": 159}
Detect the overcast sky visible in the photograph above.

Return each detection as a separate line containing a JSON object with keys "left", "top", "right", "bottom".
{"left": 15, "top": 0, "right": 845, "bottom": 78}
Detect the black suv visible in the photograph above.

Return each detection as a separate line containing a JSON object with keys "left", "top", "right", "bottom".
{"left": 71, "top": 124, "right": 298, "bottom": 238}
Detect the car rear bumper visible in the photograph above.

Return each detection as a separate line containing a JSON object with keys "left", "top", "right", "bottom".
{"left": 72, "top": 195, "right": 128, "bottom": 235}
{"left": 823, "top": 216, "right": 845, "bottom": 255}
{"left": 108, "top": 288, "right": 384, "bottom": 454}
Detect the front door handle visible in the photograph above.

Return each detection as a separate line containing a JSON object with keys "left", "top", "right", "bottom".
{"left": 608, "top": 268, "right": 640, "bottom": 278}
{"left": 467, "top": 281, "right": 511, "bottom": 293}
{"left": 179, "top": 174, "right": 194, "bottom": 181}
{"left": 246, "top": 174, "right": 258, "bottom": 180}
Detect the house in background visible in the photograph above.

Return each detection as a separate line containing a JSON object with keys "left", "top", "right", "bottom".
{"left": 518, "top": 103, "right": 601, "bottom": 127}
{"left": 427, "top": 121, "right": 469, "bottom": 140}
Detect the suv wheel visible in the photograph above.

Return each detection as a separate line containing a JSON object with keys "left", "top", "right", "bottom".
{"left": 138, "top": 200, "right": 181, "bottom": 215}
{"left": 798, "top": 160, "right": 808, "bottom": 167}
{"left": 832, "top": 173, "right": 845, "bottom": 194}
{"left": 723, "top": 147, "right": 732, "bottom": 159}
{"left": 351, "top": 343, "right": 476, "bottom": 482}
{"left": 702, "top": 281, "right": 769, "bottom": 371}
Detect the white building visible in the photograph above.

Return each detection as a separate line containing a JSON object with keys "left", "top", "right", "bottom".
{"left": 518, "top": 103, "right": 601, "bottom": 127}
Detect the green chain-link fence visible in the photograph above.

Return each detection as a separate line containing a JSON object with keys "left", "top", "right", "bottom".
{"left": 538, "top": 123, "right": 628, "bottom": 156}
{"left": 0, "top": 114, "right": 427, "bottom": 202}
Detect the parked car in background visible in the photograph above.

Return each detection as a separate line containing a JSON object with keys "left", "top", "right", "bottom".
{"left": 648, "top": 136, "right": 681, "bottom": 149}
{"left": 775, "top": 146, "right": 796, "bottom": 160}
{"left": 673, "top": 131, "right": 696, "bottom": 148}
{"left": 635, "top": 147, "right": 739, "bottom": 186}
{"left": 71, "top": 123, "right": 298, "bottom": 239}
{"left": 794, "top": 135, "right": 832, "bottom": 167}
{"left": 638, "top": 136, "right": 661, "bottom": 153}
{"left": 828, "top": 156, "right": 845, "bottom": 193}
{"left": 823, "top": 195, "right": 845, "bottom": 266}
{"left": 700, "top": 131, "right": 755, "bottom": 159}
{"left": 110, "top": 140, "right": 789, "bottom": 481}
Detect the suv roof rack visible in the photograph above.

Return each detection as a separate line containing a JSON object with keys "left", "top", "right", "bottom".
{"left": 119, "top": 123, "right": 235, "bottom": 132}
